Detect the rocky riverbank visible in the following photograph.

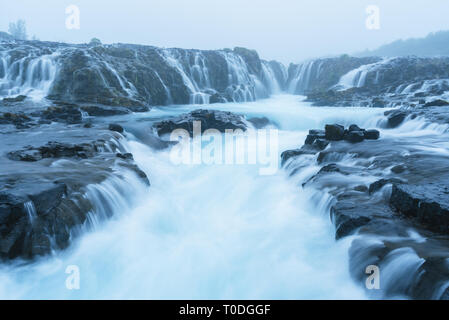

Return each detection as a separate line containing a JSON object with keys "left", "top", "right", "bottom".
{"left": 281, "top": 109, "right": 449, "bottom": 299}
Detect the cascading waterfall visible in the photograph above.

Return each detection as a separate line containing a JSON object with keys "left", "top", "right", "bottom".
{"left": 0, "top": 95, "right": 448, "bottom": 299}
{"left": 0, "top": 50, "right": 59, "bottom": 100}
{"left": 336, "top": 58, "right": 392, "bottom": 90}
{"left": 261, "top": 61, "right": 281, "bottom": 94}
{"left": 287, "top": 60, "right": 316, "bottom": 94}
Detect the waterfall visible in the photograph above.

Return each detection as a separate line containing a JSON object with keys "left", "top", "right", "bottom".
{"left": 0, "top": 49, "right": 59, "bottom": 100}
{"left": 336, "top": 58, "right": 392, "bottom": 90}
{"left": 23, "top": 201, "right": 37, "bottom": 223}
{"left": 261, "top": 61, "right": 281, "bottom": 94}
{"left": 287, "top": 60, "right": 316, "bottom": 94}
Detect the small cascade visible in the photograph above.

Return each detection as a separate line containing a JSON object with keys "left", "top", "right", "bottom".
{"left": 0, "top": 50, "right": 59, "bottom": 100}
{"left": 336, "top": 58, "right": 392, "bottom": 91}
{"left": 153, "top": 71, "right": 173, "bottom": 105}
{"left": 102, "top": 60, "right": 138, "bottom": 97}
{"left": 287, "top": 60, "right": 316, "bottom": 94}
{"left": 23, "top": 201, "right": 37, "bottom": 223}
{"left": 261, "top": 61, "right": 281, "bottom": 94}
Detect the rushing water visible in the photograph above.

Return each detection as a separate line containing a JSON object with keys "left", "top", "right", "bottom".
{"left": 0, "top": 95, "right": 400, "bottom": 299}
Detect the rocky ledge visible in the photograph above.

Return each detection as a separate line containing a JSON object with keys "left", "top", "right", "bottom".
{"left": 0, "top": 133, "right": 149, "bottom": 261}
{"left": 281, "top": 121, "right": 449, "bottom": 299}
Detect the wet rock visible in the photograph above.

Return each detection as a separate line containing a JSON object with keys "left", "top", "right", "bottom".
{"left": 280, "top": 149, "right": 305, "bottom": 166}
{"left": 325, "top": 124, "right": 345, "bottom": 141}
{"left": 348, "top": 124, "right": 362, "bottom": 132}
{"left": 109, "top": 123, "right": 124, "bottom": 133}
{"left": 247, "top": 116, "right": 271, "bottom": 129}
{"left": 354, "top": 185, "right": 368, "bottom": 193}
{"left": 345, "top": 130, "right": 365, "bottom": 143}
{"left": 305, "top": 132, "right": 326, "bottom": 145}
{"left": 154, "top": 109, "right": 247, "bottom": 137}
{"left": 209, "top": 93, "right": 228, "bottom": 104}
{"left": 2, "top": 95, "right": 27, "bottom": 103}
{"left": 364, "top": 129, "right": 380, "bottom": 140}
{"left": 331, "top": 201, "right": 373, "bottom": 239}
{"left": 312, "top": 138, "right": 329, "bottom": 150}
{"left": 7, "top": 141, "right": 107, "bottom": 162}
{"left": 116, "top": 152, "right": 133, "bottom": 160}
{"left": 391, "top": 164, "right": 406, "bottom": 174}
{"left": 385, "top": 110, "right": 407, "bottom": 128}
{"left": 369, "top": 178, "right": 403, "bottom": 195}
{"left": 0, "top": 112, "right": 33, "bottom": 128}
{"left": 390, "top": 184, "right": 449, "bottom": 234}
{"left": 424, "top": 99, "right": 449, "bottom": 107}
{"left": 38, "top": 105, "right": 83, "bottom": 124}
{"left": 81, "top": 105, "right": 131, "bottom": 117}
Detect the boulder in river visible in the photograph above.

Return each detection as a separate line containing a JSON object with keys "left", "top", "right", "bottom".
{"left": 154, "top": 109, "right": 247, "bottom": 137}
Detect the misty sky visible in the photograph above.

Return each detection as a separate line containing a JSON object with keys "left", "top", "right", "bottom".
{"left": 2, "top": 0, "right": 449, "bottom": 63}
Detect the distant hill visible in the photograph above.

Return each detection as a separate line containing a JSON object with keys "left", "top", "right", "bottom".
{"left": 358, "top": 30, "right": 449, "bottom": 57}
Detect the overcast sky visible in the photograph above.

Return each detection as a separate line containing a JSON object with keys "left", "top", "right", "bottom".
{"left": 1, "top": 0, "right": 449, "bottom": 63}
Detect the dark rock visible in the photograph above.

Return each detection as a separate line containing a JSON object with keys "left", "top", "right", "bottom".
{"left": 109, "top": 123, "right": 124, "bottom": 133}
{"left": 209, "top": 93, "right": 228, "bottom": 104}
{"left": 116, "top": 153, "right": 133, "bottom": 160}
{"left": 364, "top": 129, "right": 380, "bottom": 140}
{"left": 281, "top": 149, "right": 303, "bottom": 166}
{"left": 345, "top": 130, "right": 365, "bottom": 143}
{"left": 312, "top": 139, "right": 330, "bottom": 150}
{"left": 309, "top": 129, "right": 325, "bottom": 135}
{"left": 371, "top": 97, "right": 385, "bottom": 108}
{"left": 385, "top": 110, "right": 407, "bottom": 128}
{"left": 325, "top": 124, "right": 345, "bottom": 141}
{"left": 2, "top": 95, "right": 27, "bottom": 103}
{"left": 28, "top": 183, "right": 67, "bottom": 216}
{"left": 305, "top": 133, "right": 326, "bottom": 145}
{"left": 81, "top": 105, "right": 131, "bottom": 117}
{"left": 369, "top": 178, "right": 403, "bottom": 195}
{"left": 390, "top": 184, "right": 449, "bottom": 234}
{"left": 318, "top": 163, "right": 341, "bottom": 174}
{"left": 391, "top": 164, "right": 406, "bottom": 174}
{"left": 348, "top": 124, "right": 362, "bottom": 132}
{"left": 354, "top": 185, "right": 368, "bottom": 193}
{"left": 424, "top": 99, "right": 449, "bottom": 107}
{"left": 247, "top": 117, "right": 271, "bottom": 129}
{"left": 154, "top": 109, "right": 247, "bottom": 137}
{"left": 38, "top": 105, "right": 83, "bottom": 124}
{"left": 331, "top": 201, "right": 372, "bottom": 239}
{"left": 7, "top": 141, "right": 107, "bottom": 162}
{"left": 0, "top": 112, "right": 33, "bottom": 128}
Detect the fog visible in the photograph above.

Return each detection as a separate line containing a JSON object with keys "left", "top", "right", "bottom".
{"left": 1, "top": 0, "right": 449, "bottom": 63}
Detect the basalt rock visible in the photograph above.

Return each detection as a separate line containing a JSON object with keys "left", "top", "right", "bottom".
{"left": 154, "top": 109, "right": 247, "bottom": 137}
{"left": 390, "top": 183, "right": 449, "bottom": 234}
{"left": 7, "top": 140, "right": 109, "bottom": 162}
{"left": 424, "top": 99, "right": 449, "bottom": 107}
{"left": 385, "top": 110, "right": 408, "bottom": 128}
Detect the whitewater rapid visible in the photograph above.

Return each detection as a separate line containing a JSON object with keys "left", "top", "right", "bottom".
{"left": 0, "top": 95, "right": 392, "bottom": 299}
